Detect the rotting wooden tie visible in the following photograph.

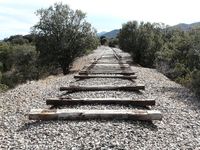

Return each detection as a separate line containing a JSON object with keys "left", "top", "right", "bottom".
{"left": 79, "top": 71, "right": 135, "bottom": 75}
{"left": 84, "top": 64, "right": 130, "bottom": 67}
{"left": 46, "top": 98, "right": 155, "bottom": 106}
{"left": 74, "top": 75, "right": 137, "bottom": 79}
{"left": 29, "top": 109, "right": 162, "bottom": 121}
{"left": 90, "top": 61, "right": 132, "bottom": 64}
{"left": 60, "top": 84, "right": 145, "bottom": 92}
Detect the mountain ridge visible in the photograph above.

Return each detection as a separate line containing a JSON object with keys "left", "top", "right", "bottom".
{"left": 169, "top": 22, "right": 200, "bottom": 31}
{"left": 98, "top": 29, "right": 120, "bottom": 39}
{"left": 98, "top": 21, "right": 200, "bottom": 39}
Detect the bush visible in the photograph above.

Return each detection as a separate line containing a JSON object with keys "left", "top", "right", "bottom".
{"left": 0, "top": 4, "right": 98, "bottom": 90}
{"left": 172, "top": 63, "right": 189, "bottom": 79}
{"left": 0, "top": 62, "right": 3, "bottom": 72}
{"left": 0, "top": 42, "right": 11, "bottom": 71}
{"left": 1, "top": 72, "right": 22, "bottom": 88}
{"left": 108, "top": 38, "right": 118, "bottom": 47}
{"left": 118, "top": 21, "right": 163, "bottom": 67}
{"left": 4, "top": 35, "right": 30, "bottom": 45}
{"left": 0, "top": 84, "right": 8, "bottom": 92}
{"left": 0, "top": 70, "right": 8, "bottom": 92}
{"left": 190, "top": 70, "right": 200, "bottom": 95}
{"left": 187, "top": 48, "right": 200, "bottom": 70}
{"left": 33, "top": 3, "right": 98, "bottom": 75}
{"left": 0, "top": 71, "right": 2, "bottom": 82}
{"left": 118, "top": 21, "right": 200, "bottom": 96}
{"left": 100, "top": 36, "right": 107, "bottom": 45}
{"left": 0, "top": 43, "right": 39, "bottom": 88}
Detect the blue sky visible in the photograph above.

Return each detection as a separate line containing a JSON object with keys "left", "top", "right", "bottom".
{"left": 0, "top": 0, "right": 200, "bottom": 40}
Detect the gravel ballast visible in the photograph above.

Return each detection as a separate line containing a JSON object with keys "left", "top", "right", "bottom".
{"left": 0, "top": 46, "right": 200, "bottom": 149}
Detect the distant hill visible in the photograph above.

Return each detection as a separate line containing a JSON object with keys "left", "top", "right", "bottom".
{"left": 97, "top": 31, "right": 107, "bottom": 36}
{"left": 98, "top": 29, "right": 120, "bottom": 39}
{"left": 97, "top": 22, "right": 200, "bottom": 39}
{"left": 170, "top": 22, "right": 200, "bottom": 31}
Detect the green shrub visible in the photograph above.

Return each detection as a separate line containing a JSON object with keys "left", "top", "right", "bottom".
{"left": 100, "top": 36, "right": 107, "bottom": 45}
{"left": 108, "top": 38, "right": 118, "bottom": 47}
{"left": 175, "top": 73, "right": 191, "bottom": 86}
{"left": 0, "top": 71, "right": 2, "bottom": 82}
{"left": 1, "top": 72, "right": 22, "bottom": 88}
{"left": 187, "top": 48, "right": 200, "bottom": 70}
{"left": 190, "top": 69, "right": 200, "bottom": 95}
{"left": 0, "top": 62, "right": 3, "bottom": 72}
{"left": 33, "top": 3, "right": 98, "bottom": 75}
{"left": 0, "top": 84, "right": 8, "bottom": 92}
{"left": 173, "top": 63, "right": 188, "bottom": 79}
{"left": 4, "top": 35, "right": 29, "bottom": 45}
{"left": 0, "top": 43, "right": 39, "bottom": 88}
{"left": 118, "top": 21, "right": 200, "bottom": 97}
{"left": 118, "top": 21, "right": 163, "bottom": 67}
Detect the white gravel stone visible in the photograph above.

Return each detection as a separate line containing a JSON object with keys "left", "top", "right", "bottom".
{"left": 0, "top": 46, "right": 200, "bottom": 149}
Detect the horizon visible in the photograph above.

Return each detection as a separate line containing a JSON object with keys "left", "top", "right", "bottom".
{"left": 0, "top": 0, "right": 200, "bottom": 40}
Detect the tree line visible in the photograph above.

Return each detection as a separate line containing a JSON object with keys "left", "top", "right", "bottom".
{"left": 117, "top": 21, "right": 200, "bottom": 96}
{"left": 0, "top": 3, "right": 199, "bottom": 96}
{"left": 0, "top": 3, "right": 99, "bottom": 91}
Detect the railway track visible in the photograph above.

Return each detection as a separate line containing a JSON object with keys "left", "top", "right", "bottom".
{"left": 28, "top": 48, "right": 162, "bottom": 121}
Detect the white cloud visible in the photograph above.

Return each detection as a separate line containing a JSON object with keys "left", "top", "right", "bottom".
{"left": 69, "top": 0, "right": 200, "bottom": 25}
{"left": 0, "top": 0, "right": 200, "bottom": 39}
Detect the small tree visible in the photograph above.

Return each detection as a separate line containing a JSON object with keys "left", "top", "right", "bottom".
{"left": 4, "top": 35, "right": 29, "bottom": 45}
{"left": 32, "top": 3, "right": 97, "bottom": 74}
{"left": 100, "top": 36, "right": 107, "bottom": 45}
{"left": 118, "top": 21, "right": 163, "bottom": 66}
{"left": 108, "top": 38, "right": 118, "bottom": 47}
{"left": 118, "top": 21, "right": 139, "bottom": 54}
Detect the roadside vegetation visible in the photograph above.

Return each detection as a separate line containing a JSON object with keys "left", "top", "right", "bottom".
{"left": 0, "top": 3, "right": 99, "bottom": 91}
{"left": 117, "top": 21, "right": 200, "bottom": 96}
{"left": 1, "top": 3, "right": 199, "bottom": 96}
